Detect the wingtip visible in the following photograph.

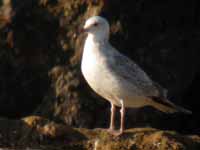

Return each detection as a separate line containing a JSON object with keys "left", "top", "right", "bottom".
{"left": 183, "top": 109, "right": 192, "bottom": 115}
{"left": 176, "top": 106, "right": 192, "bottom": 115}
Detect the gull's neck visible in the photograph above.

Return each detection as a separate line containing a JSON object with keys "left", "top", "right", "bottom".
{"left": 86, "top": 33, "right": 109, "bottom": 45}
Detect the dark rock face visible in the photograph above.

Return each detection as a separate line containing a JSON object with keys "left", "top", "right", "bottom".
{"left": 0, "top": 0, "right": 200, "bottom": 134}
{"left": 0, "top": 0, "right": 61, "bottom": 117}
{"left": 103, "top": 0, "right": 200, "bottom": 98}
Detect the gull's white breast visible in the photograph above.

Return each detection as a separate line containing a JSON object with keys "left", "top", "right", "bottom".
{"left": 81, "top": 36, "right": 120, "bottom": 105}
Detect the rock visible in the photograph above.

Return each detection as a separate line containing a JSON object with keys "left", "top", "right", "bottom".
{"left": 21, "top": 116, "right": 79, "bottom": 140}
{"left": 0, "top": 116, "right": 200, "bottom": 150}
{"left": 78, "top": 128, "right": 200, "bottom": 150}
{"left": 0, "top": 0, "right": 62, "bottom": 117}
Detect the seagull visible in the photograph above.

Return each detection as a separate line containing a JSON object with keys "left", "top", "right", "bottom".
{"left": 81, "top": 16, "right": 191, "bottom": 136}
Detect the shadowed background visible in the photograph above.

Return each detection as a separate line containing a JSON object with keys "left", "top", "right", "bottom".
{"left": 0, "top": 0, "right": 199, "bottom": 135}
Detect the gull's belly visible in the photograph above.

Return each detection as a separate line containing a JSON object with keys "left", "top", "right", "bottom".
{"left": 82, "top": 59, "right": 147, "bottom": 107}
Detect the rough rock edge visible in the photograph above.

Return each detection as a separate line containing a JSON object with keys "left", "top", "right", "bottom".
{"left": 0, "top": 116, "right": 199, "bottom": 150}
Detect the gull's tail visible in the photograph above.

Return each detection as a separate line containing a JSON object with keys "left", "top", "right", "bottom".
{"left": 148, "top": 96, "right": 192, "bottom": 114}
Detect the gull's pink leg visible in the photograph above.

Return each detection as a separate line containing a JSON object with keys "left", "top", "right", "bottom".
{"left": 95, "top": 103, "right": 116, "bottom": 132}
{"left": 108, "top": 100, "right": 125, "bottom": 136}
{"left": 109, "top": 103, "right": 116, "bottom": 131}
{"left": 119, "top": 99, "right": 125, "bottom": 134}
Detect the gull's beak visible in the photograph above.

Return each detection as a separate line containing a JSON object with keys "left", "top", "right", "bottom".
{"left": 78, "top": 28, "right": 83, "bottom": 34}
{"left": 79, "top": 23, "right": 90, "bottom": 34}
{"left": 78, "top": 23, "right": 87, "bottom": 34}
{"left": 78, "top": 27, "right": 87, "bottom": 34}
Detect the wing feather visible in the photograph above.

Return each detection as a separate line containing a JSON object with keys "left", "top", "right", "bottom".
{"left": 104, "top": 46, "right": 160, "bottom": 96}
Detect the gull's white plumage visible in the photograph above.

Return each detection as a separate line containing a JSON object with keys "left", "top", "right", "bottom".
{"left": 81, "top": 16, "right": 191, "bottom": 135}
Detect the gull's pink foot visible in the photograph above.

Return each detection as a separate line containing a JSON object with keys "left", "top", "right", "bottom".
{"left": 107, "top": 128, "right": 123, "bottom": 136}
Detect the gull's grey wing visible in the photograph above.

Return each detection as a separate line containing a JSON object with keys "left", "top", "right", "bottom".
{"left": 105, "top": 45, "right": 162, "bottom": 97}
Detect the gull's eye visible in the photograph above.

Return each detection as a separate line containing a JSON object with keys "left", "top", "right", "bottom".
{"left": 93, "top": 22, "right": 98, "bottom": 26}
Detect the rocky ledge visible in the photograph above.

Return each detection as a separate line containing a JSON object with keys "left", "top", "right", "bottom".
{"left": 0, "top": 116, "right": 199, "bottom": 150}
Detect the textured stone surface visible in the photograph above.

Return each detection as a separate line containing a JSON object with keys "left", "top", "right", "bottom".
{"left": 0, "top": 116, "right": 200, "bottom": 150}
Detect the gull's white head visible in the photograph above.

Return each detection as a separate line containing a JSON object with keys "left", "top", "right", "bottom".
{"left": 83, "top": 16, "right": 110, "bottom": 41}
